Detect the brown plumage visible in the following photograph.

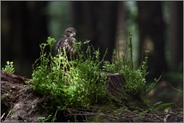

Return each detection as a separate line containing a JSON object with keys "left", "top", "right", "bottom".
{"left": 55, "top": 27, "right": 76, "bottom": 57}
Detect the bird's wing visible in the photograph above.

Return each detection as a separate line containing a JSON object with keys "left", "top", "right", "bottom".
{"left": 55, "top": 37, "right": 65, "bottom": 54}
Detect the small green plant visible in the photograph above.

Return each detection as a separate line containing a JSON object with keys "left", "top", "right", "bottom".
{"left": 6, "top": 109, "right": 13, "bottom": 118}
{"left": 154, "top": 102, "right": 174, "bottom": 112}
{"left": 2, "top": 61, "right": 15, "bottom": 74}
{"left": 31, "top": 37, "right": 107, "bottom": 111}
{"left": 102, "top": 33, "right": 159, "bottom": 97}
{"left": 37, "top": 114, "right": 56, "bottom": 122}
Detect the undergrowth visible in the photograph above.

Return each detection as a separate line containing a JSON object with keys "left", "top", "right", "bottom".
{"left": 1, "top": 34, "right": 178, "bottom": 122}
{"left": 31, "top": 34, "right": 159, "bottom": 121}
{"left": 31, "top": 37, "right": 107, "bottom": 110}
{"left": 102, "top": 33, "right": 159, "bottom": 97}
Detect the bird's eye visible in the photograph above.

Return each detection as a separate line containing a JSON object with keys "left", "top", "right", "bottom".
{"left": 67, "top": 30, "right": 72, "bottom": 33}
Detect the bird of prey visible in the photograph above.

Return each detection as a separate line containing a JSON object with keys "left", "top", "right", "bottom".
{"left": 55, "top": 27, "right": 77, "bottom": 58}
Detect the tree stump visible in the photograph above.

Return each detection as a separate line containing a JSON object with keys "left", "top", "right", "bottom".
{"left": 105, "top": 72, "right": 126, "bottom": 102}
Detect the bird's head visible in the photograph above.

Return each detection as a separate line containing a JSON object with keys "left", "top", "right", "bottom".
{"left": 64, "top": 27, "right": 76, "bottom": 38}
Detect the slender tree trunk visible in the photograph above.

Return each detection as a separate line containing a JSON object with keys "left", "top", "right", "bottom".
{"left": 72, "top": 2, "right": 119, "bottom": 61}
{"left": 97, "top": 2, "right": 119, "bottom": 61}
{"left": 1, "top": 1, "right": 48, "bottom": 77}
{"left": 137, "top": 1, "right": 167, "bottom": 80}
{"left": 116, "top": 2, "right": 127, "bottom": 59}
{"left": 167, "top": 2, "right": 183, "bottom": 71}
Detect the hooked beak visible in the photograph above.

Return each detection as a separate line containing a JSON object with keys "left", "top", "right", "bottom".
{"left": 72, "top": 32, "right": 76, "bottom": 37}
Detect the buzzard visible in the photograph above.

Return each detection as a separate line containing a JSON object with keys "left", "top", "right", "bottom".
{"left": 55, "top": 27, "right": 77, "bottom": 58}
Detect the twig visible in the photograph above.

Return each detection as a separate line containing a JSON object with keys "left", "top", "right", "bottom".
{"left": 1, "top": 113, "right": 6, "bottom": 121}
{"left": 67, "top": 111, "right": 119, "bottom": 120}
{"left": 164, "top": 114, "right": 170, "bottom": 122}
{"left": 166, "top": 81, "right": 183, "bottom": 93}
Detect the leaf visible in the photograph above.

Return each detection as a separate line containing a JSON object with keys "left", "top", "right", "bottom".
{"left": 154, "top": 102, "right": 174, "bottom": 111}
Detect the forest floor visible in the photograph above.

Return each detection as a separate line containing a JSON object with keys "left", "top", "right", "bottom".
{"left": 1, "top": 71, "right": 183, "bottom": 122}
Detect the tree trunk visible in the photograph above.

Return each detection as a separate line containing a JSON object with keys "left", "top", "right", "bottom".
{"left": 1, "top": 1, "right": 48, "bottom": 77}
{"left": 137, "top": 1, "right": 167, "bottom": 80}
{"left": 71, "top": 2, "right": 119, "bottom": 61}
{"left": 167, "top": 2, "right": 183, "bottom": 71}
{"left": 116, "top": 2, "right": 127, "bottom": 59}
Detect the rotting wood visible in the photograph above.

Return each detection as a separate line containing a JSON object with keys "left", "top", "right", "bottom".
{"left": 1, "top": 71, "right": 50, "bottom": 122}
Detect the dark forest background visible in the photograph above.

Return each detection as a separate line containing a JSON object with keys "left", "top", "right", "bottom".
{"left": 1, "top": 1, "right": 183, "bottom": 105}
